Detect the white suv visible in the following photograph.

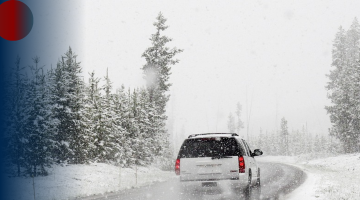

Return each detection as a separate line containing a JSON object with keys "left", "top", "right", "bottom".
{"left": 175, "top": 133, "right": 263, "bottom": 196}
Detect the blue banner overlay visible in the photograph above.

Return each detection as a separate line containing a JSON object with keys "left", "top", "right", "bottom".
{"left": 0, "top": 1, "right": 81, "bottom": 199}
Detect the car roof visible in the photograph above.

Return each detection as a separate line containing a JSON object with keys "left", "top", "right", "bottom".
{"left": 187, "top": 133, "right": 242, "bottom": 139}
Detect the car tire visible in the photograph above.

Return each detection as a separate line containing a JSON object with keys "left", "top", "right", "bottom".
{"left": 256, "top": 168, "right": 261, "bottom": 188}
{"left": 244, "top": 170, "right": 252, "bottom": 200}
{"left": 251, "top": 168, "right": 262, "bottom": 200}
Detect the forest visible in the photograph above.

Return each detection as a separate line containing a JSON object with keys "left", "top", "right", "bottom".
{"left": 3, "top": 13, "right": 182, "bottom": 177}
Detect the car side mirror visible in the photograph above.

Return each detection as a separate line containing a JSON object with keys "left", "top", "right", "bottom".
{"left": 252, "top": 149, "right": 263, "bottom": 156}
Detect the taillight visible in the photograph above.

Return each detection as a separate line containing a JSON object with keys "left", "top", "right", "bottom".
{"left": 238, "top": 156, "right": 245, "bottom": 173}
{"left": 175, "top": 159, "right": 180, "bottom": 175}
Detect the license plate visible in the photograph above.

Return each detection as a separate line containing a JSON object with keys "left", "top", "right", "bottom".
{"left": 202, "top": 182, "right": 217, "bottom": 187}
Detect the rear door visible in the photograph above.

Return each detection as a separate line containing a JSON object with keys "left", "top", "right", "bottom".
{"left": 177, "top": 137, "right": 241, "bottom": 181}
{"left": 180, "top": 157, "right": 238, "bottom": 181}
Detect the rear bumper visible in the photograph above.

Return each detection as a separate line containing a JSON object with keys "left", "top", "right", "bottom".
{"left": 179, "top": 173, "right": 248, "bottom": 191}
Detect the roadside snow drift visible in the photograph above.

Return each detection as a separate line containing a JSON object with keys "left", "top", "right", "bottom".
{"left": 257, "top": 153, "right": 360, "bottom": 200}
{"left": 3, "top": 163, "right": 174, "bottom": 200}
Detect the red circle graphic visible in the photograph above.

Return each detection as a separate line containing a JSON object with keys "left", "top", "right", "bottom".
{"left": 0, "top": 0, "right": 33, "bottom": 41}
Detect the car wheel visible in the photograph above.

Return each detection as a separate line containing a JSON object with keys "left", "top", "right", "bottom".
{"left": 251, "top": 168, "right": 262, "bottom": 200}
{"left": 256, "top": 168, "right": 261, "bottom": 188}
{"left": 244, "top": 170, "right": 252, "bottom": 200}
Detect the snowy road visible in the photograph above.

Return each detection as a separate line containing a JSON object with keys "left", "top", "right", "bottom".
{"left": 77, "top": 162, "right": 306, "bottom": 200}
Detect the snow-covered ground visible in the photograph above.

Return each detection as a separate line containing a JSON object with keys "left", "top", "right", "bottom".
{"left": 3, "top": 153, "right": 360, "bottom": 200}
{"left": 257, "top": 153, "right": 360, "bottom": 200}
{"left": 3, "top": 163, "right": 175, "bottom": 200}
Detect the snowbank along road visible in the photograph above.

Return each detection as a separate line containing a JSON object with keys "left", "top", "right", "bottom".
{"left": 76, "top": 162, "right": 306, "bottom": 200}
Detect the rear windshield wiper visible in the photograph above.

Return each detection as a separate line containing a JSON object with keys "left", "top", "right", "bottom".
{"left": 211, "top": 155, "right": 232, "bottom": 159}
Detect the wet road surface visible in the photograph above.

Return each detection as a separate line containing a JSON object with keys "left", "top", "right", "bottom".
{"left": 77, "top": 162, "right": 306, "bottom": 200}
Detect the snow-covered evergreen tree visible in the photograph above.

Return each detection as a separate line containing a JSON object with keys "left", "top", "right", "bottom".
{"left": 141, "top": 12, "right": 183, "bottom": 114}
{"left": 69, "top": 75, "right": 88, "bottom": 164}
{"left": 98, "top": 69, "right": 124, "bottom": 163}
{"left": 235, "top": 102, "right": 244, "bottom": 134}
{"left": 326, "top": 18, "right": 360, "bottom": 153}
{"left": 113, "top": 85, "right": 131, "bottom": 166}
{"left": 49, "top": 47, "right": 86, "bottom": 163}
{"left": 23, "top": 57, "right": 55, "bottom": 176}
{"left": 227, "top": 113, "right": 236, "bottom": 133}
{"left": 6, "top": 56, "right": 28, "bottom": 176}
{"left": 141, "top": 12, "right": 183, "bottom": 167}
{"left": 280, "top": 117, "right": 289, "bottom": 155}
{"left": 271, "top": 132, "right": 281, "bottom": 155}
{"left": 83, "top": 71, "right": 101, "bottom": 161}
{"left": 132, "top": 88, "right": 153, "bottom": 165}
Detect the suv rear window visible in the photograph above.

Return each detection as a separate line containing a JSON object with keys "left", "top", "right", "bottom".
{"left": 177, "top": 137, "right": 245, "bottom": 158}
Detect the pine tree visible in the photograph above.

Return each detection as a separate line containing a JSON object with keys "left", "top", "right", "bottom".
{"left": 49, "top": 47, "right": 86, "bottom": 163}
{"left": 134, "top": 88, "right": 153, "bottom": 165}
{"left": 257, "top": 128, "right": 264, "bottom": 152}
{"left": 141, "top": 12, "right": 182, "bottom": 167}
{"left": 235, "top": 102, "right": 244, "bottom": 134}
{"left": 6, "top": 56, "right": 28, "bottom": 176}
{"left": 227, "top": 113, "right": 236, "bottom": 133}
{"left": 99, "top": 70, "right": 125, "bottom": 163}
{"left": 326, "top": 27, "right": 348, "bottom": 150}
{"left": 269, "top": 132, "right": 281, "bottom": 155}
{"left": 345, "top": 18, "right": 360, "bottom": 63}
{"left": 23, "top": 57, "right": 54, "bottom": 176}
{"left": 280, "top": 117, "right": 289, "bottom": 155}
{"left": 82, "top": 71, "right": 101, "bottom": 161}
{"left": 91, "top": 78, "right": 109, "bottom": 163}
{"left": 326, "top": 19, "right": 360, "bottom": 153}
{"left": 70, "top": 74, "right": 88, "bottom": 164}
{"left": 113, "top": 85, "right": 132, "bottom": 166}
{"left": 346, "top": 18, "right": 360, "bottom": 153}
{"left": 141, "top": 12, "right": 183, "bottom": 114}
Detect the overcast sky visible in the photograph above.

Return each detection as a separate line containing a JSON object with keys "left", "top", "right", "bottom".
{"left": 77, "top": 0, "right": 360, "bottom": 147}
